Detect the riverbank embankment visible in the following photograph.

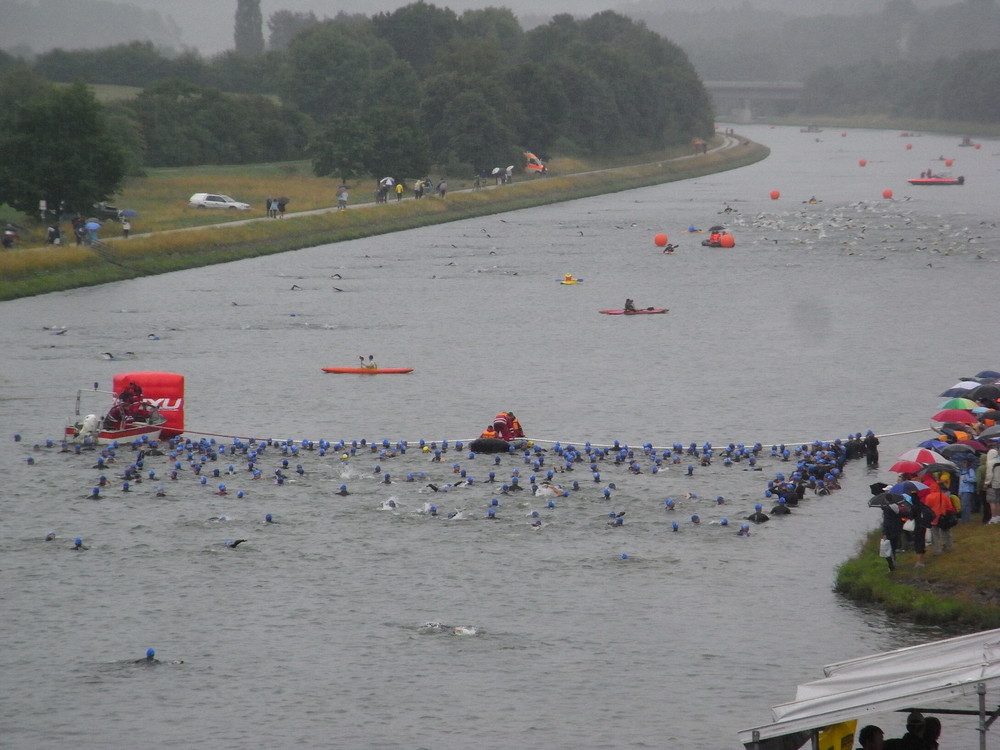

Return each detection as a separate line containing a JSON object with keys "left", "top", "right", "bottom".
{"left": 0, "top": 137, "right": 767, "bottom": 301}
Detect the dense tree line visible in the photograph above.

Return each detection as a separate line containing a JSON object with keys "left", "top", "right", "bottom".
{"left": 800, "top": 48, "right": 1000, "bottom": 122}
{"left": 19, "top": 4, "right": 713, "bottom": 177}
{"left": 636, "top": 0, "right": 1000, "bottom": 84}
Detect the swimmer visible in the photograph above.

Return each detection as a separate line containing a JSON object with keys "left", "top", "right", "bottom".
{"left": 335, "top": 484, "right": 350, "bottom": 496}
{"left": 264, "top": 513, "right": 275, "bottom": 523}
{"left": 225, "top": 539, "right": 247, "bottom": 548}
{"left": 738, "top": 523, "right": 751, "bottom": 536}
{"left": 137, "top": 648, "right": 159, "bottom": 664}
{"left": 747, "top": 504, "right": 770, "bottom": 523}
{"left": 662, "top": 243, "right": 678, "bottom": 253}
{"left": 72, "top": 537, "right": 88, "bottom": 550}
{"left": 45, "top": 531, "right": 56, "bottom": 541}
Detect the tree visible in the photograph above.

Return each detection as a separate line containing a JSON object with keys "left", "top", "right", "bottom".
{"left": 268, "top": 10, "right": 319, "bottom": 51}
{"left": 235, "top": 0, "right": 265, "bottom": 56}
{"left": 0, "top": 72, "right": 127, "bottom": 215}
{"left": 309, "top": 114, "right": 374, "bottom": 183}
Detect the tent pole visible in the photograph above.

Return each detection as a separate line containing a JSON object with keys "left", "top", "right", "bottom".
{"left": 811, "top": 729, "right": 820, "bottom": 750}
{"left": 751, "top": 729, "right": 760, "bottom": 750}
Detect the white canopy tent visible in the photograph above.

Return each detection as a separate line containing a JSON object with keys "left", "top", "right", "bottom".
{"left": 739, "top": 627, "right": 1000, "bottom": 750}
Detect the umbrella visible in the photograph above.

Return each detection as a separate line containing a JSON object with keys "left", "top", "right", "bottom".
{"left": 967, "top": 384, "right": 1000, "bottom": 402}
{"left": 939, "top": 381, "right": 979, "bottom": 397}
{"left": 86, "top": 217, "right": 100, "bottom": 223}
{"left": 977, "top": 370, "right": 1000, "bottom": 379}
{"left": 957, "top": 439, "right": 989, "bottom": 452}
{"left": 896, "top": 447, "right": 949, "bottom": 464}
{"left": 980, "top": 410, "right": 1000, "bottom": 421}
{"left": 920, "top": 461, "right": 958, "bottom": 474}
{"left": 889, "top": 460, "right": 924, "bottom": 474}
{"left": 709, "top": 225, "right": 726, "bottom": 232}
{"left": 869, "top": 491, "right": 908, "bottom": 508}
{"left": 978, "top": 425, "right": 1000, "bottom": 440}
{"left": 84, "top": 221, "right": 101, "bottom": 230}
{"left": 889, "top": 480, "right": 928, "bottom": 494}
{"left": 276, "top": 196, "right": 289, "bottom": 204}
{"left": 931, "top": 409, "right": 978, "bottom": 424}
{"left": 119, "top": 209, "right": 138, "bottom": 217}
{"left": 379, "top": 177, "right": 395, "bottom": 187}
{"left": 917, "top": 439, "right": 949, "bottom": 450}
{"left": 940, "top": 444, "right": 977, "bottom": 458}
{"left": 939, "top": 397, "right": 979, "bottom": 410}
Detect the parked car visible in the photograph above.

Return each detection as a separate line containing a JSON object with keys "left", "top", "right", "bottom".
{"left": 92, "top": 203, "right": 122, "bottom": 221}
{"left": 188, "top": 193, "right": 251, "bottom": 210}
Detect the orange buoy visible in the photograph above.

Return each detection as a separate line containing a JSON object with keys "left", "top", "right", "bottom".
{"left": 975, "top": 143, "right": 982, "bottom": 149}
{"left": 882, "top": 189, "right": 893, "bottom": 199}
{"left": 906, "top": 143, "right": 913, "bottom": 150}
{"left": 654, "top": 233, "right": 668, "bottom": 247}
{"left": 769, "top": 190, "right": 780, "bottom": 200}
{"left": 841, "top": 132, "right": 847, "bottom": 137}
{"left": 945, "top": 159, "right": 954, "bottom": 167}
{"left": 719, "top": 233, "right": 735, "bottom": 248}
{"left": 858, "top": 159, "right": 867, "bottom": 167}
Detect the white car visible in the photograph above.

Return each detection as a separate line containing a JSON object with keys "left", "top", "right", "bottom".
{"left": 188, "top": 193, "right": 251, "bottom": 210}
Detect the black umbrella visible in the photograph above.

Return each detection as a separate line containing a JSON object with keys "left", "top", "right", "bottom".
{"left": 968, "top": 384, "right": 1000, "bottom": 401}
{"left": 709, "top": 225, "right": 725, "bottom": 232}
{"left": 921, "top": 461, "right": 958, "bottom": 474}
{"left": 869, "top": 491, "right": 907, "bottom": 508}
{"left": 976, "top": 370, "right": 1000, "bottom": 379}
{"left": 980, "top": 410, "right": 1000, "bottom": 422}
{"left": 940, "top": 443, "right": 977, "bottom": 458}
{"left": 978, "top": 424, "right": 1000, "bottom": 440}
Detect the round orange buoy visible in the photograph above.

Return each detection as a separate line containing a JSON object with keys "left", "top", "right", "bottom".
{"left": 769, "top": 190, "right": 780, "bottom": 200}
{"left": 975, "top": 143, "right": 982, "bottom": 149}
{"left": 858, "top": 159, "right": 867, "bottom": 167}
{"left": 654, "top": 233, "right": 668, "bottom": 247}
{"left": 945, "top": 159, "right": 954, "bottom": 167}
{"left": 841, "top": 132, "right": 847, "bottom": 137}
{"left": 882, "top": 189, "right": 893, "bottom": 199}
{"left": 719, "top": 233, "right": 735, "bottom": 248}
{"left": 906, "top": 143, "right": 913, "bottom": 150}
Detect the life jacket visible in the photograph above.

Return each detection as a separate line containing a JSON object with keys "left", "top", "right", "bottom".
{"left": 480, "top": 427, "right": 497, "bottom": 439}
{"left": 511, "top": 418, "right": 524, "bottom": 437}
{"left": 709, "top": 233, "right": 721, "bottom": 245}
{"left": 493, "top": 413, "right": 513, "bottom": 440}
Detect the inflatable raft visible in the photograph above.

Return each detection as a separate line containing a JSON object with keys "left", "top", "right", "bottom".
{"left": 322, "top": 367, "right": 414, "bottom": 374}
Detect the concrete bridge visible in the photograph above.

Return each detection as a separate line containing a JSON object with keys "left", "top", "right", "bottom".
{"left": 703, "top": 81, "right": 804, "bottom": 122}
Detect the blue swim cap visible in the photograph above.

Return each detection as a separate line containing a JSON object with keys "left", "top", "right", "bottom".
{"left": 691, "top": 514, "right": 700, "bottom": 523}
{"left": 672, "top": 522, "right": 679, "bottom": 531}
{"left": 755, "top": 503, "right": 762, "bottom": 511}
{"left": 720, "top": 518, "right": 729, "bottom": 526}
{"left": 620, "top": 553, "right": 628, "bottom": 559}
{"left": 265, "top": 513, "right": 272, "bottom": 522}
{"left": 146, "top": 648, "right": 155, "bottom": 658}
{"left": 547, "top": 500, "right": 555, "bottom": 508}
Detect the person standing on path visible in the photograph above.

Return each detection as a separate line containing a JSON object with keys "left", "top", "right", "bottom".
{"left": 121, "top": 219, "right": 131, "bottom": 238}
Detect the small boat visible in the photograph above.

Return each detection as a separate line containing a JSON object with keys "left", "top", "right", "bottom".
{"left": 800, "top": 125, "right": 822, "bottom": 133}
{"left": 322, "top": 367, "right": 414, "bottom": 374}
{"left": 907, "top": 176, "right": 964, "bottom": 186}
{"left": 469, "top": 437, "right": 515, "bottom": 453}
{"left": 958, "top": 136, "right": 974, "bottom": 147}
{"left": 599, "top": 308, "right": 668, "bottom": 315}
{"left": 65, "top": 371, "right": 184, "bottom": 444}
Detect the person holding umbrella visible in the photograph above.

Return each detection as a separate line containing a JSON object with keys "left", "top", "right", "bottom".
{"left": 84, "top": 219, "right": 101, "bottom": 245}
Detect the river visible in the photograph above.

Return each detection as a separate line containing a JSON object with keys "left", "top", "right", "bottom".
{"left": 2, "top": 124, "right": 998, "bottom": 749}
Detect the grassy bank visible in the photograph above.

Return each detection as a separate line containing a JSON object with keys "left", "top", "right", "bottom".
{"left": 0, "top": 138, "right": 768, "bottom": 300}
{"left": 836, "top": 524, "right": 1000, "bottom": 630}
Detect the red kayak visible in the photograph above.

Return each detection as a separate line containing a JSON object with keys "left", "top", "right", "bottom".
{"left": 321, "top": 367, "right": 414, "bottom": 374}
{"left": 599, "top": 308, "right": 668, "bottom": 315}
{"left": 907, "top": 176, "right": 964, "bottom": 186}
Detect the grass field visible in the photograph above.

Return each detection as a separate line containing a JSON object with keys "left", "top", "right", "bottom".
{"left": 0, "top": 137, "right": 769, "bottom": 299}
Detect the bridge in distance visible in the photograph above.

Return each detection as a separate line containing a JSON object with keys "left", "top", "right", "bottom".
{"left": 703, "top": 80, "right": 804, "bottom": 122}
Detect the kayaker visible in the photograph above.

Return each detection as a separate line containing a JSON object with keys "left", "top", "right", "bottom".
{"left": 359, "top": 355, "right": 378, "bottom": 370}
{"left": 624, "top": 299, "right": 636, "bottom": 312}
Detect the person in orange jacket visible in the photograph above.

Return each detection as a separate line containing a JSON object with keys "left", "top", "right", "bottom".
{"left": 921, "top": 478, "right": 955, "bottom": 555}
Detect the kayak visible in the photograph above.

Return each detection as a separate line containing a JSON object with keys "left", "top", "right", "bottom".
{"left": 907, "top": 176, "right": 964, "bottom": 186}
{"left": 322, "top": 367, "right": 414, "bottom": 374}
{"left": 599, "top": 308, "right": 668, "bottom": 315}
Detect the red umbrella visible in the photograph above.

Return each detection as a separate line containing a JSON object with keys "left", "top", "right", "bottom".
{"left": 931, "top": 408, "right": 978, "bottom": 424}
{"left": 896, "top": 447, "right": 949, "bottom": 464}
{"left": 889, "top": 460, "right": 924, "bottom": 474}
